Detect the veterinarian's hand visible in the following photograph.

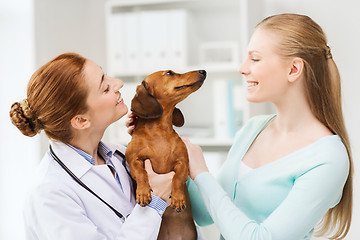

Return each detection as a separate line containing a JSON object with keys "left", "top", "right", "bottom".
{"left": 181, "top": 136, "right": 209, "bottom": 180}
{"left": 144, "top": 159, "right": 174, "bottom": 206}
{"left": 125, "top": 112, "right": 138, "bottom": 135}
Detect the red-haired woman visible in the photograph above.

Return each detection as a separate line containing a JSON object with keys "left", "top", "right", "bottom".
{"left": 10, "top": 53, "right": 173, "bottom": 240}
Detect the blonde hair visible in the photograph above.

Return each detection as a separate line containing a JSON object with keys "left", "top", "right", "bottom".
{"left": 257, "top": 14, "right": 353, "bottom": 239}
{"left": 10, "top": 52, "right": 88, "bottom": 143}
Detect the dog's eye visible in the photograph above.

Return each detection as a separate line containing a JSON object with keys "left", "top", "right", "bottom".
{"left": 166, "top": 70, "right": 175, "bottom": 76}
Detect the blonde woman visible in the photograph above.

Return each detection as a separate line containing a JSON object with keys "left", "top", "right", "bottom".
{"left": 10, "top": 53, "right": 174, "bottom": 240}
{"left": 183, "top": 14, "right": 353, "bottom": 240}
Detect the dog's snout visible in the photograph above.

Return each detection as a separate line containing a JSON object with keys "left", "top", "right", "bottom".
{"left": 198, "top": 70, "right": 206, "bottom": 77}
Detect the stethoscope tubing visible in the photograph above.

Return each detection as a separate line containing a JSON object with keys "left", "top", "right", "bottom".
{"left": 49, "top": 145, "right": 126, "bottom": 222}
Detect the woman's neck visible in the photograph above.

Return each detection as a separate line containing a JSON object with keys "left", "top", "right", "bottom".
{"left": 272, "top": 88, "right": 318, "bottom": 134}
{"left": 271, "top": 95, "right": 331, "bottom": 138}
{"left": 68, "top": 130, "right": 105, "bottom": 164}
{"left": 272, "top": 109, "right": 315, "bottom": 133}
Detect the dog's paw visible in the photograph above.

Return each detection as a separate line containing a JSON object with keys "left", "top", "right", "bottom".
{"left": 136, "top": 188, "right": 152, "bottom": 207}
{"left": 170, "top": 193, "right": 186, "bottom": 213}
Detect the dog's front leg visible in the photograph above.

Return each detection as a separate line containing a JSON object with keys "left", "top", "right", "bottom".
{"left": 171, "top": 159, "right": 189, "bottom": 212}
{"left": 129, "top": 157, "right": 152, "bottom": 206}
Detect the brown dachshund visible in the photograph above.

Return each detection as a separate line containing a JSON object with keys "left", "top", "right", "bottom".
{"left": 125, "top": 70, "right": 206, "bottom": 239}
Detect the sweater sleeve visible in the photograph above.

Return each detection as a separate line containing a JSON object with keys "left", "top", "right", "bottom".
{"left": 193, "top": 143, "right": 349, "bottom": 240}
{"left": 187, "top": 177, "right": 214, "bottom": 226}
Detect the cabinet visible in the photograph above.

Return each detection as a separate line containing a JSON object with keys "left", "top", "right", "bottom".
{"left": 103, "top": 0, "right": 268, "bottom": 152}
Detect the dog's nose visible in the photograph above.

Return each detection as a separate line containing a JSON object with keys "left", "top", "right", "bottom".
{"left": 198, "top": 70, "right": 206, "bottom": 76}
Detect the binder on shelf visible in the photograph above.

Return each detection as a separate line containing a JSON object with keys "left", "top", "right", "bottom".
{"left": 124, "top": 12, "right": 140, "bottom": 72}
{"left": 213, "top": 79, "right": 231, "bottom": 140}
{"left": 139, "top": 10, "right": 168, "bottom": 71}
{"left": 168, "top": 9, "right": 187, "bottom": 69}
{"left": 232, "top": 80, "right": 246, "bottom": 134}
{"left": 107, "top": 9, "right": 187, "bottom": 74}
{"left": 139, "top": 9, "right": 187, "bottom": 71}
{"left": 107, "top": 14, "right": 125, "bottom": 75}
{"left": 213, "top": 79, "right": 245, "bottom": 140}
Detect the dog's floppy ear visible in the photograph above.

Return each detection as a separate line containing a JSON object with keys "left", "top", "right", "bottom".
{"left": 172, "top": 107, "right": 184, "bottom": 127}
{"left": 131, "top": 81, "right": 163, "bottom": 119}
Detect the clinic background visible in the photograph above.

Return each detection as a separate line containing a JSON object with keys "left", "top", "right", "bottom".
{"left": 1, "top": 0, "right": 359, "bottom": 239}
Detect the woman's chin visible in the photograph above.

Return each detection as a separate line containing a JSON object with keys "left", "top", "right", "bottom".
{"left": 118, "top": 105, "right": 129, "bottom": 117}
{"left": 246, "top": 95, "right": 260, "bottom": 103}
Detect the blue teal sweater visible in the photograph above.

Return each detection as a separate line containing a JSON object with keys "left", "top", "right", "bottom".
{"left": 188, "top": 115, "right": 349, "bottom": 240}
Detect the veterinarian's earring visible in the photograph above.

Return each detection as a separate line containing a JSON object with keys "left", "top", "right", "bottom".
{"left": 130, "top": 83, "right": 163, "bottom": 119}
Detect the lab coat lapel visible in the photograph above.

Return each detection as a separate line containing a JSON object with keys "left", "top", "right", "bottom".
{"left": 49, "top": 140, "right": 135, "bottom": 217}
{"left": 49, "top": 140, "right": 92, "bottom": 178}
{"left": 81, "top": 164, "right": 135, "bottom": 216}
{"left": 105, "top": 142, "right": 134, "bottom": 202}
{"left": 113, "top": 154, "right": 132, "bottom": 201}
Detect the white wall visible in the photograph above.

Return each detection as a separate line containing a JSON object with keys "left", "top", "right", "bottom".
{"left": 34, "top": 0, "right": 106, "bottom": 68}
{"left": 264, "top": 1, "right": 360, "bottom": 239}
{"left": 0, "top": 0, "right": 40, "bottom": 239}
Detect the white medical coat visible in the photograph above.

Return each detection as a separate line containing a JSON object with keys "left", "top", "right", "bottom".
{"left": 23, "top": 140, "right": 162, "bottom": 239}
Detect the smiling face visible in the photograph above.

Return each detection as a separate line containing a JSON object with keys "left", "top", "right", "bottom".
{"left": 238, "top": 28, "right": 293, "bottom": 104}
{"left": 83, "top": 59, "right": 128, "bottom": 131}
{"left": 143, "top": 70, "right": 206, "bottom": 105}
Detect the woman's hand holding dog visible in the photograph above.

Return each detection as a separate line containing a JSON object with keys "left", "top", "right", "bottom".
{"left": 181, "top": 136, "right": 209, "bottom": 180}
{"left": 125, "top": 112, "right": 138, "bottom": 135}
{"left": 145, "top": 160, "right": 174, "bottom": 206}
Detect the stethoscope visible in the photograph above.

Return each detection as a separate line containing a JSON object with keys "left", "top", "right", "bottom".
{"left": 49, "top": 145, "right": 136, "bottom": 222}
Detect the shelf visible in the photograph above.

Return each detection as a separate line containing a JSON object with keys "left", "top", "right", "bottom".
{"left": 107, "top": 0, "right": 240, "bottom": 9}
{"left": 108, "top": 0, "right": 193, "bottom": 8}
{"left": 189, "top": 137, "right": 233, "bottom": 152}
{"left": 109, "top": 135, "right": 233, "bottom": 152}
{"left": 189, "top": 137, "right": 233, "bottom": 146}
{"left": 105, "top": 0, "right": 244, "bottom": 77}
{"left": 111, "top": 64, "right": 240, "bottom": 78}
{"left": 104, "top": 0, "right": 265, "bottom": 151}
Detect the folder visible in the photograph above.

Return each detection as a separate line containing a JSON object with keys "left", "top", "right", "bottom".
{"left": 213, "top": 79, "right": 231, "bottom": 140}
{"left": 124, "top": 12, "right": 140, "bottom": 72}
{"left": 139, "top": 10, "right": 168, "bottom": 71}
{"left": 168, "top": 9, "right": 187, "bottom": 69}
{"left": 107, "top": 14, "right": 125, "bottom": 75}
